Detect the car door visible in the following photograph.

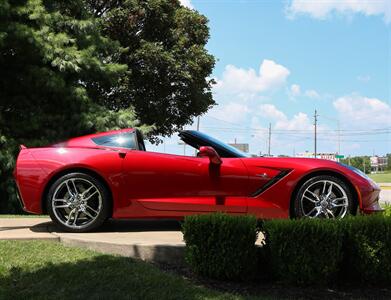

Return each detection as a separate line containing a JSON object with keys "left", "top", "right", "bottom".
{"left": 200, "top": 157, "right": 249, "bottom": 212}
{"left": 122, "top": 151, "right": 248, "bottom": 212}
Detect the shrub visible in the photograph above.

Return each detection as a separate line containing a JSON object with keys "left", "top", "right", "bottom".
{"left": 340, "top": 215, "right": 391, "bottom": 284}
{"left": 262, "top": 218, "right": 343, "bottom": 285}
{"left": 383, "top": 204, "right": 391, "bottom": 217}
{"left": 182, "top": 213, "right": 258, "bottom": 281}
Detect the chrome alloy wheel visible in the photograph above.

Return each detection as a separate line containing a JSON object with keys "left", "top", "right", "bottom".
{"left": 52, "top": 178, "right": 102, "bottom": 229}
{"left": 300, "top": 180, "right": 349, "bottom": 219}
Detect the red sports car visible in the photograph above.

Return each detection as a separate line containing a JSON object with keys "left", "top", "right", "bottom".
{"left": 14, "top": 128, "right": 382, "bottom": 232}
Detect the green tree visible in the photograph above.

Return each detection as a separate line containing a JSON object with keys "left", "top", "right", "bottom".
{"left": 341, "top": 156, "right": 371, "bottom": 174}
{"left": 86, "top": 0, "right": 216, "bottom": 140}
{"left": 0, "top": 0, "right": 149, "bottom": 213}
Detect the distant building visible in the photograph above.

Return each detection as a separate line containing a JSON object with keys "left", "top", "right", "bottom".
{"left": 370, "top": 156, "right": 388, "bottom": 173}
{"left": 296, "top": 151, "right": 338, "bottom": 161}
{"left": 229, "top": 143, "right": 249, "bottom": 153}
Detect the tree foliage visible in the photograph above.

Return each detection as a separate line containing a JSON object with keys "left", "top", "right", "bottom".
{"left": 0, "top": 0, "right": 147, "bottom": 213}
{"left": 86, "top": 0, "right": 216, "bottom": 140}
{"left": 0, "top": 0, "right": 215, "bottom": 213}
{"left": 340, "top": 156, "right": 371, "bottom": 174}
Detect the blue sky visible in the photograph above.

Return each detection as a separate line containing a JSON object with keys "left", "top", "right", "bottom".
{"left": 148, "top": 0, "right": 391, "bottom": 157}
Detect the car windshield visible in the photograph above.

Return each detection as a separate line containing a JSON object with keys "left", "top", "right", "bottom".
{"left": 182, "top": 131, "right": 249, "bottom": 158}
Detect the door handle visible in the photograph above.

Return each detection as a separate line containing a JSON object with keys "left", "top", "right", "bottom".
{"left": 118, "top": 152, "right": 126, "bottom": 158}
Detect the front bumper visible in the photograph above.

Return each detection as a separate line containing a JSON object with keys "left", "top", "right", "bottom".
{"left": 361, "top": 198, "right": 384, "bottom": 214}
{"left": 360, "top": 186, "right": 384, "bottom": 214}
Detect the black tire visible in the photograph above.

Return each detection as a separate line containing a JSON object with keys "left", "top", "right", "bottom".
{"left": 293, "top": 175, "right": 356, "bottom": 219}
{"left": 47, "top": 172, "right": 110, "bottom": 232}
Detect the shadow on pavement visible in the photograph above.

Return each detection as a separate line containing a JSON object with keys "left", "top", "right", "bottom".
{"left": 43, "top": 218, "right": 182, "bottom": 233}
{"left": 101, "top": 219, "right": 182, "bottom": 232}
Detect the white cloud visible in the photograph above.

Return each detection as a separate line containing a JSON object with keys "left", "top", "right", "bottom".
{"left": 290, "top": 84, "right": 301, "bottom": 96}
{"left": 179, "top": 0, "right": 193, "bottom": 9}
{"left": 333, "top": 94, "right": 391, "bottom": 125}
{"left": 288, "top": 84, "right": 320, "bottom": 99}
{"left": 258, "top": 104, "right": 313, "bottom": 130}
{"left": 275, "top": 112, "right": 313, "bottom": 131}
{"left": 209, "top": 102, "right": 249, "bottom": 123}
{"left": 259, "top": 104, "right": 287, "bottom": 120}
{"left": 357, "top": 75, "right": 371, "bottom": 82}
{"left": 286, "top": 0, "right": 391, "bottom": 24}
{"left": 305, "top": 89, "right": 320, "bottom": 99}
{"left": 215, "top": 60, "right": 290, "bottom": 96}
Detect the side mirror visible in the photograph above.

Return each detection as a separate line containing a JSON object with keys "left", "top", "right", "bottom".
{"left": 198, "top": 146, "right": 222, "bottom": 165}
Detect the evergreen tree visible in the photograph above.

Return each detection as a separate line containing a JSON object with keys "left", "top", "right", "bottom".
{"left": 0, "top": 0, "right": 149, "bottom": 212}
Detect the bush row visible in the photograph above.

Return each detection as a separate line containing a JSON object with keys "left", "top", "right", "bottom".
{"left": 182, "top": 213, "right": 258, "bottom": 281}
{"left": 182, "top": 213, "right": 391, "bottom": 285}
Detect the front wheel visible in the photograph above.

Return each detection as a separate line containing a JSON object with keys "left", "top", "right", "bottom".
{"left": 47, "top": 172, "right": 110, "bottom": 232}
{"left": 294, "top": 175, "right": 355, "bottom": 219}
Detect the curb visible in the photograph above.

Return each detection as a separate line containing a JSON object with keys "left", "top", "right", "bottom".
{"left": 53, "top": 233, "right": 185, "bottom": 265}
{"left": 0, "top": 219, "right": 185, "bottom": 266}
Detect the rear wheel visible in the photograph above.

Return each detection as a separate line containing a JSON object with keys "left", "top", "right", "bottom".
{"left": 47, "top": 172, "right": 110, "bottom": 232}
{"left": 294, "top": 175, "right": 355, "bottom": 219}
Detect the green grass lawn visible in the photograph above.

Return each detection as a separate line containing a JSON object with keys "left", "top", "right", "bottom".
{"left": 0, "top": 240, "right": 251, "bottom": 300}
{"left": 368, "top": 172, "right": 391, "bottom": 183}
{"left": 0, "top": 214, "right": 48, "bottom": 218}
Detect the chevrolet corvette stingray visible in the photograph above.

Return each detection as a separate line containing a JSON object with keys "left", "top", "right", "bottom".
{"left": 14, "top": 128, "right": 382, "bottom": 232}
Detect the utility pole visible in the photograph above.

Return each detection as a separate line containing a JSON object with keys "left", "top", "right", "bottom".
{"left": 337, "top": 120, "right": 340, "bottom": 154}
{"left": 268, "top": 123, "right": 271, "bottom": 156}
{"left": 319, "top": 114, "right": 340, "bottom": 155}
{"left": 178, "top": 141, "right": 186, "bottom": 156}
{"left": 314, "top": 109, "right": 318, "bottom": 158}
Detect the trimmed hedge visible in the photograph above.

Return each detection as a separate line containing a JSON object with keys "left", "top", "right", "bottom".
{"left": 182, "top": 213, "right": 391, "bottom": 285}
{"left": 263, "top": 218, "right": 344, "bottom": 285}
{"left": 340, "top": 215, "right": 391, "bottom": 284}
{"left": 182, "top": 213, "right": 258, "bottom": 281}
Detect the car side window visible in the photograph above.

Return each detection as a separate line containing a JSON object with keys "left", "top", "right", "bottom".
{"left": 92, "top": 132, "right": 137, "bottom": 149}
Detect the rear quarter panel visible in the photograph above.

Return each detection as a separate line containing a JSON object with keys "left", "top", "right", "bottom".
{"left": 15, "top": 147, "right": 124, "bottom": 214}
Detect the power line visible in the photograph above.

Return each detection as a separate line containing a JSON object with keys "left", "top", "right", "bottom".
{"left": 200, "top": 126, "right": 391, "bottom": 135}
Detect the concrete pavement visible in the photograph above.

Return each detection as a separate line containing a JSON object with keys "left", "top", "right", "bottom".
{"left": 380, "top": 189, "right": 391, "bottom": 204}
{"left": 52, "top": 219, "right": 186, "bottom": 264}
{"left": 0, "top": 218, "right": 58, "bottom": 241}
{"left": 379, "top": 183, "right": 391, "bottom": 204}
{"left": 0, "top": 218, "right": 186, "bottom": 264}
